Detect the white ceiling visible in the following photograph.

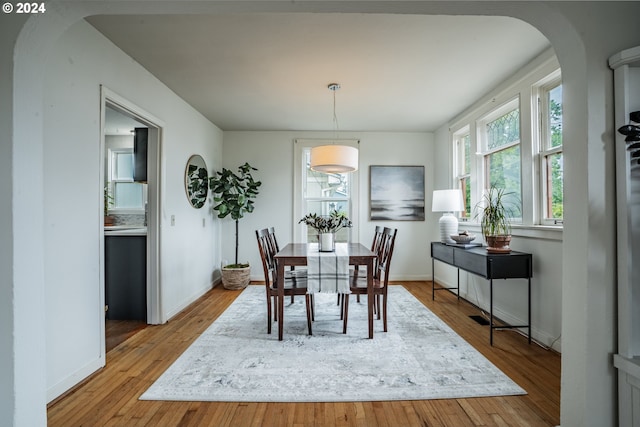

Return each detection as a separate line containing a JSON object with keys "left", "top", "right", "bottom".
{"left": 105, "top": 106, "right": 145, "bottom": 136}
{"left": 88, "top": 13, "right": 551, "bottom": 133}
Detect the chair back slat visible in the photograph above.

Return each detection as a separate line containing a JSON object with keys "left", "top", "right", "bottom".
{"left": 256, "top": 227, "right": 278, "bottom": 286}
{"left": 376, "top": 227, "right": 397, "bottom": 282}
{"left": 370, "top": 226, "right": 384, "bottom": 273}
{"left": 268, "top": 226, "right": 280, "bottom": 252}
{"left": 371, "top": 225, "right": 384, "bottom": 252}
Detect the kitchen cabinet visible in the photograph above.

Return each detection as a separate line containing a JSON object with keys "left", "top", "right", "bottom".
{"left": 133, "top": 127, "right": 148, "bottom": 182}
{"left": 105, "top": 235, "right": 147, "bottom": 321}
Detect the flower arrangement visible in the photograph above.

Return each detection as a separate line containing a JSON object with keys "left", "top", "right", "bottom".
{"left": 299, "top": 209, "right": 353, "bottom": 234}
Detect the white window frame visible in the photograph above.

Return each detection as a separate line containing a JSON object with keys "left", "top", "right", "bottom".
{"left": 453, "top": 126, "right": 472, "bottom": 219}
{"left": 534, "top": 70, "right": 563, "bottom": 226}
{"left": 293, "top": 139, "right": 359, "bottom": 243}
{"left": 476, "top": 97, "right": 523, "bottom": 223}
{"left": 107, "top": 147, "right": 146, "bottom": 214}
{"left": 447, "top": 51, "right": 562, "bottom": 238}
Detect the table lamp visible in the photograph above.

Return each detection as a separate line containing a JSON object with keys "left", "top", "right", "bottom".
{"left": 432, "top": 189, "right": 464, "bottom": 243}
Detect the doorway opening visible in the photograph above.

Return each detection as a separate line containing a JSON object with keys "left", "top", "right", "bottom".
{"left": 100, "top": 87, "right": 163, "bottom": 356}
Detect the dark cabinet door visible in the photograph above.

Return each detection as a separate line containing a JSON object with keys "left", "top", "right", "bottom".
{"left": 105, "top": 236, "right": 147, "bottom": 321}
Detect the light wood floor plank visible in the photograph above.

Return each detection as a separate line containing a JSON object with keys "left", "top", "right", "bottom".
{"left": 47, "top": 282, "right": 560, "bottom": 427}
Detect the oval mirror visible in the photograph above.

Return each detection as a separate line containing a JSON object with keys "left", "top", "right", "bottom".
{"left": 185, "top": 154, "right": 208, "bottom": 209}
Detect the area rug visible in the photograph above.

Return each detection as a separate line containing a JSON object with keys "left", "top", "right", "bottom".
{"left": 140, "top": 285, "right": 525, "bottom": 402}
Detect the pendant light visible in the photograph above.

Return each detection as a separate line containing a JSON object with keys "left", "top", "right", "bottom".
{"left": 310, "top": 83, "right": 359, "bottom": 173}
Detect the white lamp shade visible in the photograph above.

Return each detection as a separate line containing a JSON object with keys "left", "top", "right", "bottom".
{"left": 310, "top": 145, "right": 358, "bottom": 173}
{"left": 432, "top": 189, "right": 464, "bottom": 212}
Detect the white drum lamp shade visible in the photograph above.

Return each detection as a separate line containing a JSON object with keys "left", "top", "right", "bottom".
{"left": 310, "top": 145, "right": 359, "bottom": 173}
{"left": 432, "top": 189, "right": 464, "bottom": 243}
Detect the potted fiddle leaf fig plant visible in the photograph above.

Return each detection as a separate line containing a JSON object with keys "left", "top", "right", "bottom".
{"left": 475, "top": 186, "right": 517, "bottom": 253}
{"left": 209, "top": 162, "right": 261, "bottom": 289}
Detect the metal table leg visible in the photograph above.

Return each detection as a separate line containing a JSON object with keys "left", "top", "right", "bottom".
{"left": 528, "top": 277, "right": 532, "bottom": 344}
{"left": 490, "top": 278, "right": 494, "bottom": 346}
{"left": 432, "top": 257, "right": 435, "bottom": 300}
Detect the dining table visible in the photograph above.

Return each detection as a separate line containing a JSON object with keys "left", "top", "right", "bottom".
{"left": 274, "top": 242, "right": 377, "bottom": 341}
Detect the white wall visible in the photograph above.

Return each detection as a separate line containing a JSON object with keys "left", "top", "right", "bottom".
{"left": 41, "top": 20, "right": 222, "bottom": 401}
{"left": 222, "top": 131, "right": 436, "bottom": 281}
{"left": 224, "top": 102, "right": 563, "bottom": 354}
{"left": 430, "top": 50, "right": 564, "bottom": 351}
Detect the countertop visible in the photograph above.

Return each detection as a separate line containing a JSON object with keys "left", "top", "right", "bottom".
{"left": 104, "top": 225, "right": 147, "bottom": 236}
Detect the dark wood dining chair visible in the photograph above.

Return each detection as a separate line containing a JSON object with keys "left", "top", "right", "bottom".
{"left": 270, "top": 227, "right": 307, "bottom": 304}
{"left": 256, "top": 227, "right": 313, "bottom": 335}
{"left": 339, "top": 225, "right": 384, "bottom": 311}
{"left": 342, "top": 227, "right": 397, "bottom": 334}
{"left": 270, "top": 227, "right": 307, "bottom": 279}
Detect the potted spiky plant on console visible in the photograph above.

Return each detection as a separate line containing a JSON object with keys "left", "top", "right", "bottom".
{"left": 475, "top": 186, "right": 517, "bottom": 253}
{"left": 209, "top": 162, "right": 261, "bottom": 289}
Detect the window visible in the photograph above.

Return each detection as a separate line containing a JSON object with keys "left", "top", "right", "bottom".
{"left": 108, "top": 148, "right": 145, "bottom": 212}
{"left": 454, "top": 130, "right": 471, "bottom": 218}
{"left": 294, "top": 139, "right": 359, "bottom": 243}
{"left": 449, "top": 62, "right": 562, "bottom": 231}
{"left": 539, "top": 82, "right": 563, "bottom": 224}
{"left": 478, "top": 99, "right": 522, "bottom": 221}
{"left": 301, "top": 148, "right": 352, "bottom": 242}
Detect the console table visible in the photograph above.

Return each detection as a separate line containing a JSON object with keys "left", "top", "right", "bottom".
{"left": 430, "top": 242, "right": 533, "bottom": 345}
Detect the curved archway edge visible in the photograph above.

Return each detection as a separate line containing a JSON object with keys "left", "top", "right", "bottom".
{"left": 2, "top": 2, "right": 637, "bottom": 426}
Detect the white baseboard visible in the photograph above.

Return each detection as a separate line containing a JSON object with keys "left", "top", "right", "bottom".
{"left": 250, "top": 275, "right": 432, "bottom": 282}
{"left": 47, "top": 357, "right": 104, "bottom": 403}
{"left": 164, "top": 284, "right": 214, "bottom": 321}
{"left": 434, "top": 275, "right": 561, "bottom": 352}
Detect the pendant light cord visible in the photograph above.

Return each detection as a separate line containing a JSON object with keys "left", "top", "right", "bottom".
{"left": 333, "top": 88, "right": 339, "bottom": 135}
{"left": 329, "top": 82, "right": 340, "bottom": 140}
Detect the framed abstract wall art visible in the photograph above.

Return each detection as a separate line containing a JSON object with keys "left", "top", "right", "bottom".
{"left": 369, "top": 165, "right": 425, "bottom": 221}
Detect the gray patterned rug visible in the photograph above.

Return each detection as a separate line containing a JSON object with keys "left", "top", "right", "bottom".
{"left": 140, "top": 285, "right": 525, "bottom": 402}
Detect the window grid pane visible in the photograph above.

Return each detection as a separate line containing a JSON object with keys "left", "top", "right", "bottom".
{"left": 548, "top": 85, "right": 563, "bottom": 148}
{"left": 485, "top": 144, "right": 522, "bottom": 221}
{"left": 460, "top": 134, "right": 471, "bottom": 174}
{"left": 114, "top": 182, "right": 143, "bottom": 209}
{"left": 486, "top": 108, "right": 520, "bottom": 150}
{"left": 455, "top": 134, "right": 471, "bottom": 219}
{"left": 302, "top": 148, "right": 352, "bottom": 242}
{"left": 545, "top": 152, "right": 564, "bottom": 219}
{"left": 115, "top": 152, "right": 134, "bottom": 180}
{"left": 459, "top": 176, "right": 471, "bottom": 218}
{"left": 304, "top": 151, "right": 350, "bottom": 200}
{"left": 303, "top": 200, "right": 351, "bottom": 242}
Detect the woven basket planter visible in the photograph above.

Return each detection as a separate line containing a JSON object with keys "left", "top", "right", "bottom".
{"left": 221, "top": 265, "right": 251, "bottom": 290}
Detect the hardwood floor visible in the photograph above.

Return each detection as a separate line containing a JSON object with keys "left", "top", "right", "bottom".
{"left": 47, "top": 282, "right": 560, "bottom": 427}
{"left": 105, "top": 320, "right": 148, "bottom": 353}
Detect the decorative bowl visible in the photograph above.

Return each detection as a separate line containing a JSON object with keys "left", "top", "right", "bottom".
{"left": 450, "top": 234, "right": 476, "bottom": 244}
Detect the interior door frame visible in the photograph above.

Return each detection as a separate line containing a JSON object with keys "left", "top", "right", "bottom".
{"left": 99, "top": 87, "right": 164, "bottom": 340}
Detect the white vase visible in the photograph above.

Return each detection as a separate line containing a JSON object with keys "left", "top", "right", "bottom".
{"left": 319, "top": 233, "right": 335, "bottom": 252}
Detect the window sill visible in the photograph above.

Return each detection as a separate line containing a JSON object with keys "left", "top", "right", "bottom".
{"left": 108, "top": 209, "right": 145, "bottom": 215}
{"left": 458, "top": 222, "right": 563, "bottom": 242}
